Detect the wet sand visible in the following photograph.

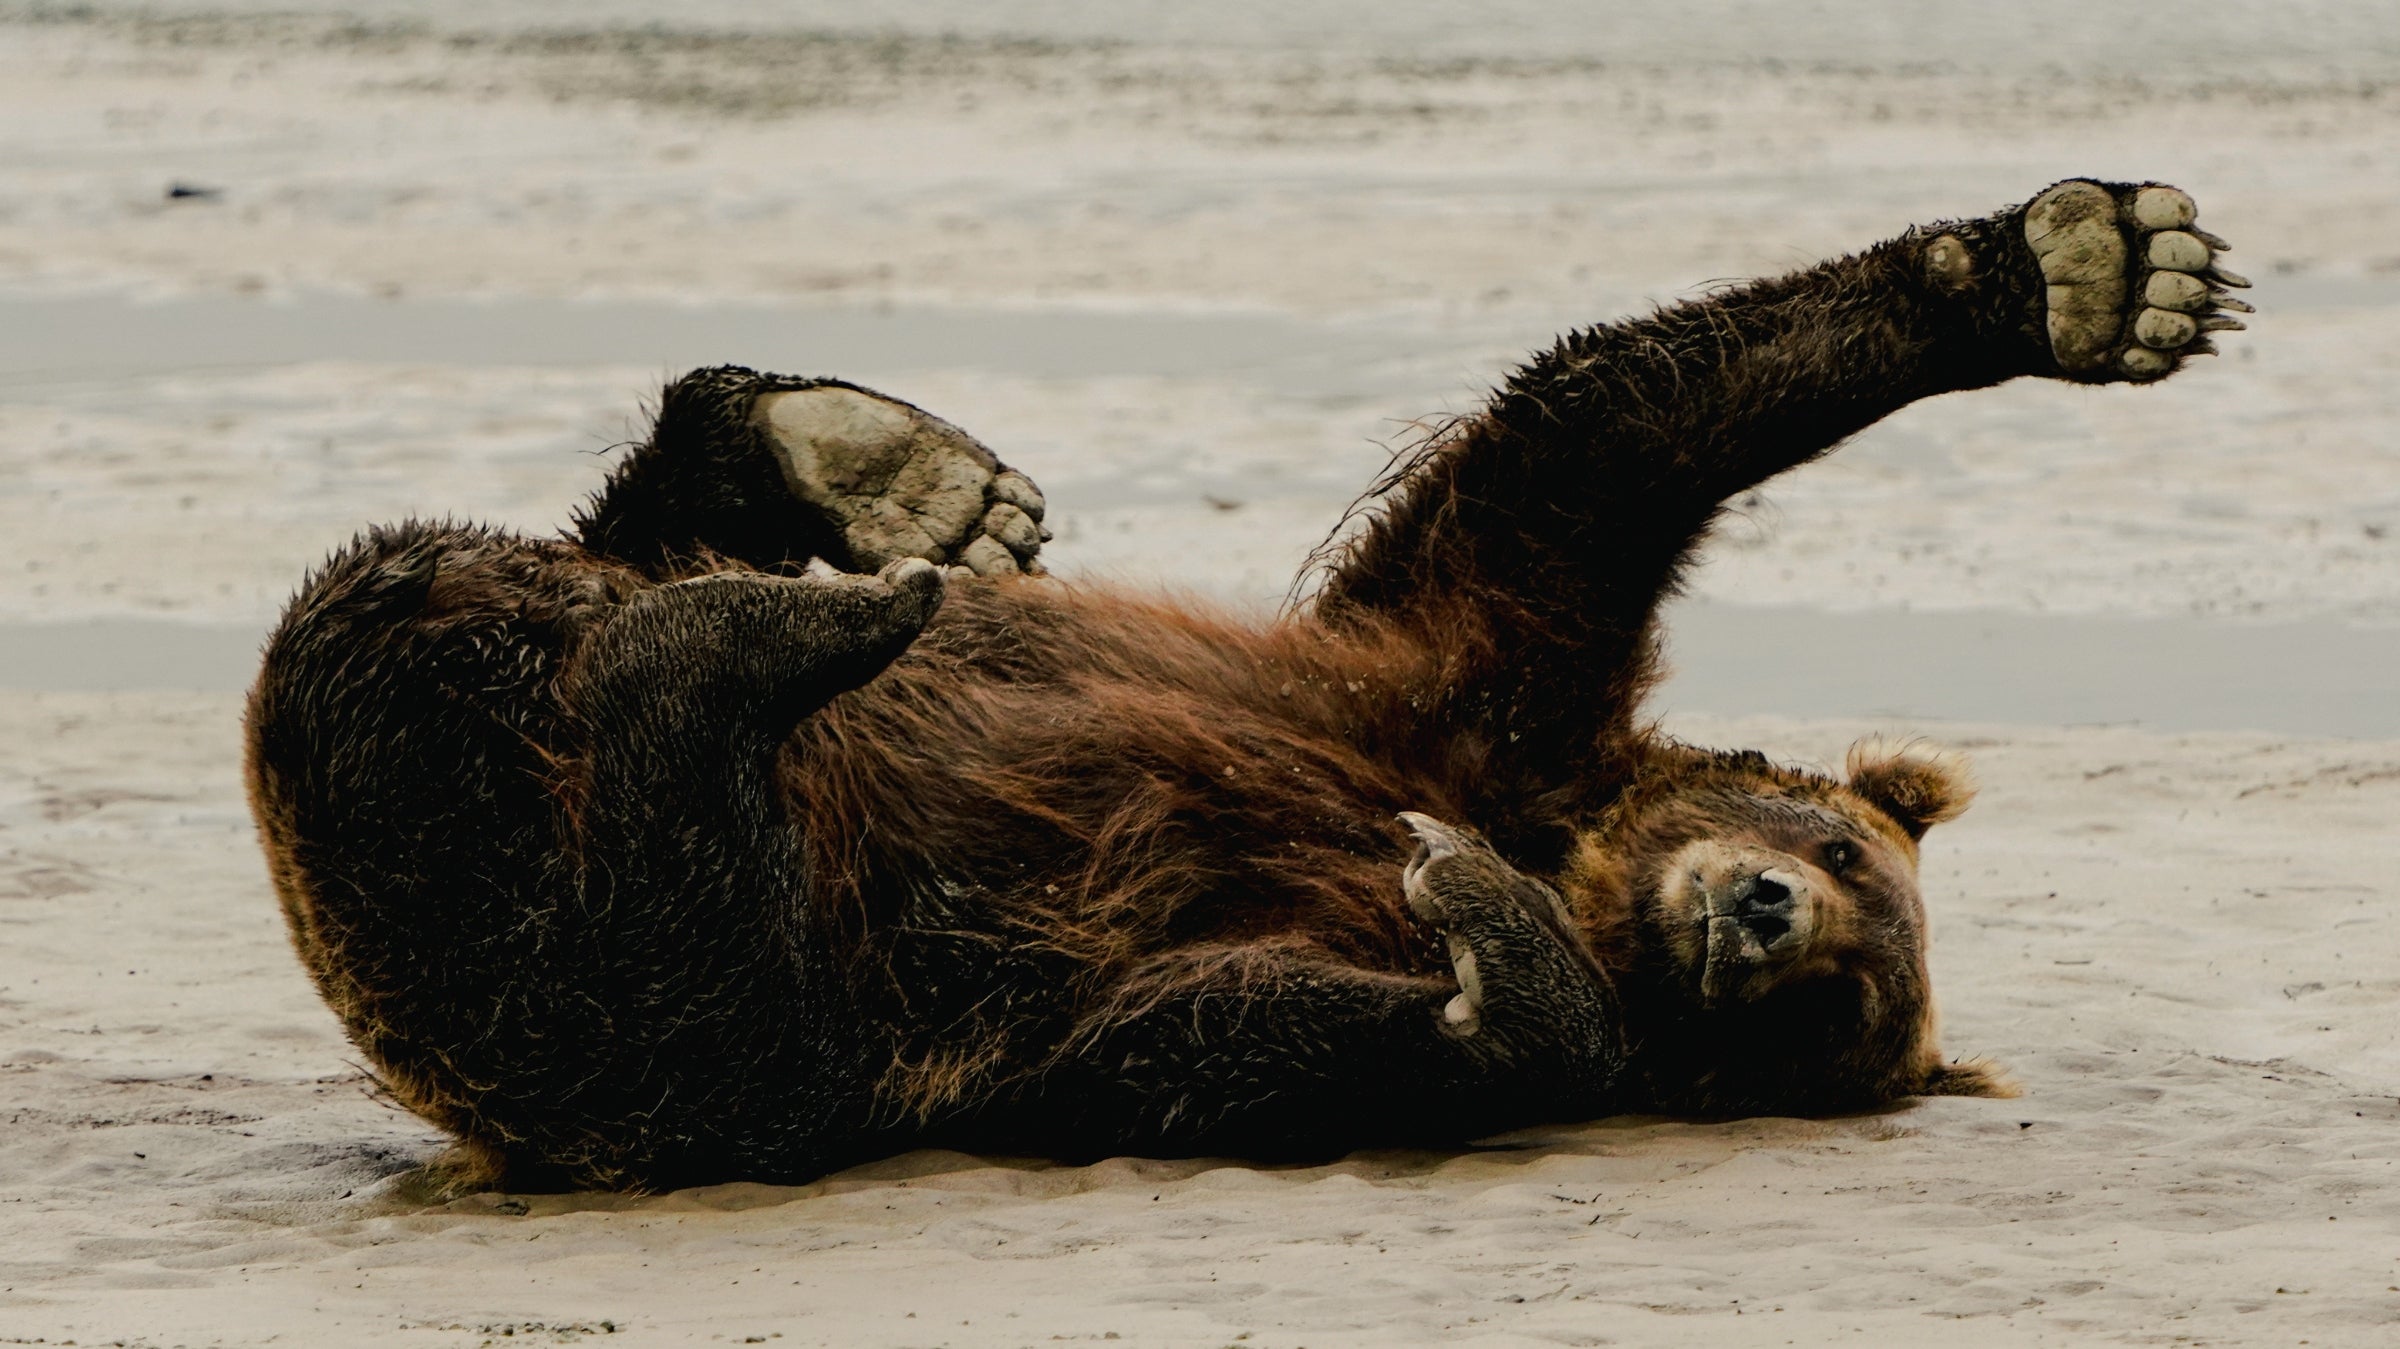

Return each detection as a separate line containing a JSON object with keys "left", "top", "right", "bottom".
{"left": 6, "top": 695, "right": 2399, "bottom": 1346}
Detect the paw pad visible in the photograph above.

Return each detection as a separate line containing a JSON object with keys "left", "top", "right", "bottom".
{"left": 753, "top": 385, "right": 1051, "bottom": 577}
{"left": 2025, "top": 179, "right": 2250, "bottom": 382}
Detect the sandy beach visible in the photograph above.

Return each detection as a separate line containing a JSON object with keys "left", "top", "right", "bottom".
{"left": 3, "top": 3, "right": 2397, "bottom": 1344}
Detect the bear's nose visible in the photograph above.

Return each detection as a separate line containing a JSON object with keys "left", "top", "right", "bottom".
{"left": 1731, "top": 869, "right": 1801, "bottom": 949}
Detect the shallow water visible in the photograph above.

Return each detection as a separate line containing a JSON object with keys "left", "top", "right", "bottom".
{"left": 9, "top": 603, "right": 2393, "bottom": 738}
{"left": 6, "top": 285, "right": 2393, "bottom": 732}
{"left": 1653, "top": 601, "right": 2400, "bottom": 739}
{"left": 1, "top": 272, "right": 2383, "bottom": 391}
{"left": 0, "top": 292, "right": 1422, "bottom": 398}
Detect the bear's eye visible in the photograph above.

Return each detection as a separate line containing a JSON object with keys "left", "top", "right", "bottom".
{"left": 1823, "top": 840, "right": 1857, "bottom": 875}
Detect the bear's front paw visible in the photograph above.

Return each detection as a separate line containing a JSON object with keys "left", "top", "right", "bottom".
{"left": 2024, "top": 179, "right": 2251, "bottom": 382}
{"left": 753, "top": 383, "right": 1051, "bottom": 577}
{"left": 653, "top": 554, "right": 948, "bottom": 652}
{"left": 1397, "top": 812, "right": 1598, "bottom": 1042}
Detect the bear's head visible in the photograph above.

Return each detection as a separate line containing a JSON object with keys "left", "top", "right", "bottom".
{"left": 1567, "top": 737, "right": 2008, "bottom": 1116}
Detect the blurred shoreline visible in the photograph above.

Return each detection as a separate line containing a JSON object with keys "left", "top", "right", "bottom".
{"left": 20, "top": 0, "right": 2400, "bottom": 73}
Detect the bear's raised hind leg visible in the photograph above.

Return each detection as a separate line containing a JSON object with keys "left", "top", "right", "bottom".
{"left": 1313, "top": 179, "right": 2248, "bottom": 841}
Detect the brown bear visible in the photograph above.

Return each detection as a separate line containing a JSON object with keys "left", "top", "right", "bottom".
{"left": 245, "top": 179, "right": 2246, "bottom": 1190}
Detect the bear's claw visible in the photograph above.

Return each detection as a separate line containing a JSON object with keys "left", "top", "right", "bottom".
{"left": 1397, "top": 810, "right": 1462, "bottom": 924}
{"left": 2024, "top": 179, "right": 2250, "bottom": 383}
{"left": 1396, "top": 811, "right": 1601, "bottom": 1042}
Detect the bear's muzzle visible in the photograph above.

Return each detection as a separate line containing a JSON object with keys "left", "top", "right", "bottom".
{"left": 1654, "top": 841, "right": 1828, "bottom": 1007}
{"left": 1700, "top": 865, "right": 1816, "bottom": 1006}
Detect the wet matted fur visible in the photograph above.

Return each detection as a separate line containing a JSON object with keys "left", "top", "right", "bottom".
{"left": 246, "top": 179, "right": 2244, "bottom": 1189}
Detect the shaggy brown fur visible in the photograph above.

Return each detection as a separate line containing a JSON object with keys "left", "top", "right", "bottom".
{"left": 247, "top": 179, "right": 2241, "bottom": 1189}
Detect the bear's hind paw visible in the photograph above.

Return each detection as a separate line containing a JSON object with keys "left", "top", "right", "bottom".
{"left": 753, "top": 383, "right": 1051, "bottom": 578}
{"left": 2025, "top": 179, "right": 2251, "bottom": 383}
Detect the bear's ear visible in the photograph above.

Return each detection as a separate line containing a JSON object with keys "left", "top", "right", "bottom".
{"left": 1919, "top": 1058, "right": 2016, "bottom": 1099}
{"left": 1845, "top": 737, "right": 1976, "bottom": 840}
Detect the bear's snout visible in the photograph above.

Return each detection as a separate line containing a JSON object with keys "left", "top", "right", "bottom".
{"left": 1655, "top": 842, "right": 1829, "bottom": 1006}
{"left": 1713, "top": 867, "right": 1808, "bottom": 951}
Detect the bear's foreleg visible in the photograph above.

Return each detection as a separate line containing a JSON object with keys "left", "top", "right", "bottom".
{"left": 1033, "top": 815, "right": 1622, "bottom": 1156}
{"left": 505, "top": 559, "right": 949, "bottom": 1187}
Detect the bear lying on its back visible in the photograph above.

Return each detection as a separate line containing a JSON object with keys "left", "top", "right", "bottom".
{"left": 247, "top": 180, "right": 2246, "bottom": 1190}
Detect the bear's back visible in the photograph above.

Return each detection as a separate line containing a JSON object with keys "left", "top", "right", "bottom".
{"left": 245, "top": 521, "right": 622, "bottom": 1136}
